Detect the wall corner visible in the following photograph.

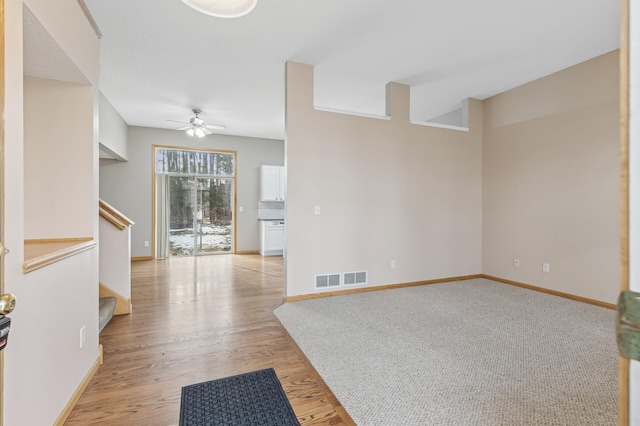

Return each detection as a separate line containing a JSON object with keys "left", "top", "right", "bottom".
{"left": 385, "top": 82, "right": 410, "bottom": 122}
{"left": 285, "top": 61, "right": 314, "bottom": 112}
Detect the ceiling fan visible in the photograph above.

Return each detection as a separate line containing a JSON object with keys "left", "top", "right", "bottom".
{"left": 168, "top": 109, "right": 226, "bottom": 137}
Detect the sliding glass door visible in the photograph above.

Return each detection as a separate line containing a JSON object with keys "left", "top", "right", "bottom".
{"left": 167, "top": 176, "right": 233, "bottom": 256}
{"left": 155, "top": 147, "right": 235, "bottom": 257}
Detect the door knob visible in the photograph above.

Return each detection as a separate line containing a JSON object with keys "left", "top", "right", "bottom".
{"left": 0, "top": 294, "right": 16, "bottom": 315}
{"left": 0, "top": 243, "right": 9, "bottom": 256}
{"left": 617, "top": 290, "right": 640, "bottom": 361}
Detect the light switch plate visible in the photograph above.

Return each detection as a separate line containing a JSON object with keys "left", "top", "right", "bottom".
{"left": 80, "top": 325, "right": 86, "bottom": 349}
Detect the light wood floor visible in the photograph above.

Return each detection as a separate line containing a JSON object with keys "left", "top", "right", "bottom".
{"left": 65, "top": 255, "right": 354, "bottom": 425}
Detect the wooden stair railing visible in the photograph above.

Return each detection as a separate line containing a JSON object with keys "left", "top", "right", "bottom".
{"left": 99, "top": 199, "right": 134, "bottom": 230}
{"left": 98, "top": 199, "right": 134, "bottom": 318}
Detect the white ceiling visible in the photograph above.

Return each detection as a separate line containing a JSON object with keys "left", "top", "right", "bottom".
{"left": 83, "top": 0, "right": 620, "bottom": 141}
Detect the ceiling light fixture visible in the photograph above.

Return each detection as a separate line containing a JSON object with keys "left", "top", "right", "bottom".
{"left": 180, "top": 0, "right": 258, "bottom": 18}
{"left": 186, "top": 127, "right": 206, "bottom": 138}
{"left": 170, "top": 109, "right": 225, "bottom": 137}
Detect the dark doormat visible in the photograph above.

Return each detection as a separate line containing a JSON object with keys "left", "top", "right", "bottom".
{"left": 179, "top": 368, "right": 301, "bottom": 426}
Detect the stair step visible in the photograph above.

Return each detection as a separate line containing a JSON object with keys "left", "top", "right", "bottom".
{"left": 99, "top": 297, "right": 117, "bottom": 333}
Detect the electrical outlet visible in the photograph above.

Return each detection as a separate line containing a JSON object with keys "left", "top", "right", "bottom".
{"left": 239, "top": 206, "right": 244, "bottom": 212}
{"left": 542, "top": 263, "right": 550, "bottom": 273}
{"left": 80, "top": 325, "right": 86, "bottom": 349}
{"left": 314, "top": 206, "right": 321, "bottom": 215}
{"left": 513, "top": 258, "right": 520, "bottom": 268}
{"left": 144, "top": 241, "right": 149, "bottom": 247}
{"left": 391, "top": 260, "right": 397, "bottom": 269}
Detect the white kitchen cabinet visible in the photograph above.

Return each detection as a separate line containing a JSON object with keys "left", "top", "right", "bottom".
{"left": 260, "top": 221, "right": 284, "bottom": 256}
{"left": 260, "top": 165, "right": 285, "bottom": 201}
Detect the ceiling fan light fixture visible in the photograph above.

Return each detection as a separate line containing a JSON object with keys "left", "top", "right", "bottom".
{"left": 172, "top": 109, "right": 223, "bottom": 137}
{"left": 181, "top": 0, "right": 258, "bottom": 18}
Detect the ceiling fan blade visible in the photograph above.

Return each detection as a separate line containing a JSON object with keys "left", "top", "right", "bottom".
{"left": 205, "top": 124, "right": 226, "bottom": 131}
{"left": 166, "top": 119, "right": 189, "bottom": 125}
{"left": 176, "top": 126, "right": 191, "bottom": 131}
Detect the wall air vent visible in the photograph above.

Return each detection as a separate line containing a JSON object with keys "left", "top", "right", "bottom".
{"left": 343, "top": 271, "right": 367, "bottom": 286}
{"left": 315, "top": 273, "right": 341, "bottom": 289}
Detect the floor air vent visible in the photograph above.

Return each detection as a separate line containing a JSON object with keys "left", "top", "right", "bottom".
{"left": 315, "top": 273, "right": 341, "bottom": 289}
{"left": 343, "top": 271, "right": 367, "bottom": 286}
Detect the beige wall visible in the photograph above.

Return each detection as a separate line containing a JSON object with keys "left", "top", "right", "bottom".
{"left": 4, "top": 1, "right": 100, "bottom": 425}
{"left": 24, "top": 76, "right": 95, "bottom": 239}
{"left": 285, "top": 53, "right": 619, "bottom": 302}
{"left": 285, "top": 62, "right": 484, "bottom": 297}
{"left": 482, "top": 51, "right": 620, "bottom": 304}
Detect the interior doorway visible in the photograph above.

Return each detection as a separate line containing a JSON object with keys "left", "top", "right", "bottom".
{"left": 154, "top": 147, "right": 236, "bottom": 258}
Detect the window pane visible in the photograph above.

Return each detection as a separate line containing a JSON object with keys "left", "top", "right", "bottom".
{"left": 155, "top": 149, "right": 234, "bottom": 176}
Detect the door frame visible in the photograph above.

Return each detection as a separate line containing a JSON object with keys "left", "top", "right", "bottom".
{"left": 620, "top": 0, "right": 631, "bottom": 424}
{"left": 166, "top": 174, "right": 235, "bottom": 256}
{"left": 1, "top": 0, "right": 6, "bottom": 423}
{"left": 152, "top": 145, "right": 238, "bottom": 258}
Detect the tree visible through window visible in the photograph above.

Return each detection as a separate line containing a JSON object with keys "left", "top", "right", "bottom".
{"left": 155, "top": 148, "right": 234, "bottom": 176}
{"left": 155, "top": 148, "right": 235, "bottom": 256}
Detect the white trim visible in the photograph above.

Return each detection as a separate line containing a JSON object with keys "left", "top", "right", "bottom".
{"left": 312, "top": 106, "right": 470, "bottom": 132}
{"left": 411, "top": 121, "right": 470, "bottom": 132}
{"left": 314, "top": 106, "right": 391, "bottom": 121}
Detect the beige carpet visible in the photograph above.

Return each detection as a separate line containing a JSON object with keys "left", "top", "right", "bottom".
{"left": 274, "top": 278, "right": 617, "bottom": 425}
